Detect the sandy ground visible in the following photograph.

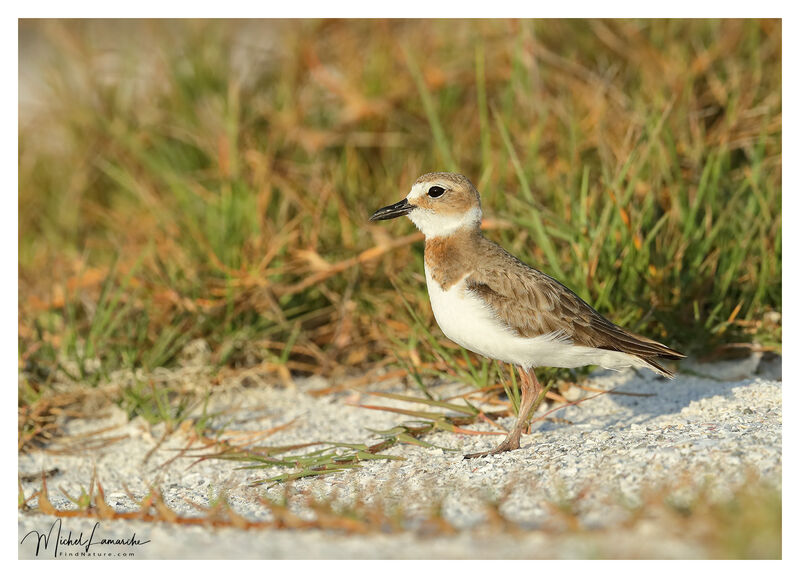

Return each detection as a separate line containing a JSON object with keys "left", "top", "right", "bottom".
{"left": 18, "top": 352, "right": 781, "bottom": 559}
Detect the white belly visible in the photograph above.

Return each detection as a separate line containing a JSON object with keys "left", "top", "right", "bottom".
{"left": 424, "top": 265, "right": 647, "bottom": 371}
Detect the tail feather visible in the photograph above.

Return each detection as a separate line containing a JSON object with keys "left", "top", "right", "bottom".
{"left": 644, "top": 358, "right": 677, "bottom": 379}
{"left": 591, "top": 316, "right": 685, "bottom": 362}
{"left": 597, "top": 327, "right": 685, "bottom": 378}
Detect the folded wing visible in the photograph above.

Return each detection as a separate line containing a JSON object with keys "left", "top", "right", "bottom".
{"left": 465, "top": 240, "right": 684, "bottom": 375}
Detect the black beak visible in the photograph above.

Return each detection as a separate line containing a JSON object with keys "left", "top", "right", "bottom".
{"left": 369, "top": 198, "right": 414, "bottom": 222}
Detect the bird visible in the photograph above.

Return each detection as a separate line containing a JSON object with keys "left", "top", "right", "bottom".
{"left": 369, "top": 172, "right": 684, "bottom": 459}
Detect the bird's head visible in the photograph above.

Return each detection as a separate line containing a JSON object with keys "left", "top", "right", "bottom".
{"left": 369, "top": 172, "right": 482, "bottom": 237}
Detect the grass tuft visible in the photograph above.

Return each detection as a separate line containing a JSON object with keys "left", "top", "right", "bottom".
{"left": 19, "top": 19, "right": 780, "bottom": 427}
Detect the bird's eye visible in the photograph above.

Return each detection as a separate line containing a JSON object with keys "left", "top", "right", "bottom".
{"left": 427, "top": 186, "right": 445, "bottom": 198}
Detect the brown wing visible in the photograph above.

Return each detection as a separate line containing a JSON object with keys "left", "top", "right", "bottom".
{"left": 465, "top": 238, "right": 684, "bottom": 364}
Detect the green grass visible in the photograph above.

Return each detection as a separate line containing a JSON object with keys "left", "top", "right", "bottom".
{"left": 19, "top": 19, "right": 781, "bottom": 412}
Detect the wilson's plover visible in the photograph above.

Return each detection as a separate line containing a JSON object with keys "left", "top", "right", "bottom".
{"left": 370, "top": 172, "right": 684, "bottom": 458}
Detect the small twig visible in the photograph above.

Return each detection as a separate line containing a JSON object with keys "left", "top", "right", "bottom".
{"left": 574, "top": 384, "right": 656, "bottom": 397}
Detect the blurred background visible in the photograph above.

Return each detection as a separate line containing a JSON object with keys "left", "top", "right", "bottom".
{"left": 19, "top": 19, "right": 781, "bottom": 407}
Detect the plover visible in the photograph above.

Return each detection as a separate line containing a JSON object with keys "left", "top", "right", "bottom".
{"left": 370, "top": 172, "right": 684, "bottom": 458}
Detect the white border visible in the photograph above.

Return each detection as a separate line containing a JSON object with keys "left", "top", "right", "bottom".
{"left": 8, "top": 9, "right": 792, "bottom": 572}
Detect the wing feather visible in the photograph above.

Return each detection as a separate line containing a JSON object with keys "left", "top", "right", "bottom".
{"left": 466, "top": 238, "right": 684, "bottom": 362}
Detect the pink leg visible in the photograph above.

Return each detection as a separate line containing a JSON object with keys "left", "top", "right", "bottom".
{"left": 464, "top": 366, "right": 544, "bottom": 459}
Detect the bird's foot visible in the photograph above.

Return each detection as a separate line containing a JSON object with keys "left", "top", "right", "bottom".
{"left": 462, "top": 432, "right": 521, "bottom": 459}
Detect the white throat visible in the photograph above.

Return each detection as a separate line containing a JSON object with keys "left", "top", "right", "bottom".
{"left": 407, "top": 206, "right": 482, "bottom": 238}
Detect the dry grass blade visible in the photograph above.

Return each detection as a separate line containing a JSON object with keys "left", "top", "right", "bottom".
{"left": 19, "top": 468, "right": 61, "bottom": 484}
{"left": 160, "top": 417, "right": 304, "bottom": 471}
{"left": 185, "top": 390, "right": 523, "bottom": 485}
{"left": 362, "top": 391, "right": 479, "bottom": 415}
{"left": 573, "top": 383, "right": 656, "bottom": 397}
{"left": 19, "top": 471, "right": 780, "bottom": 555}
{"left": 19, "top": 21, "right": 780, "bottom": 433}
